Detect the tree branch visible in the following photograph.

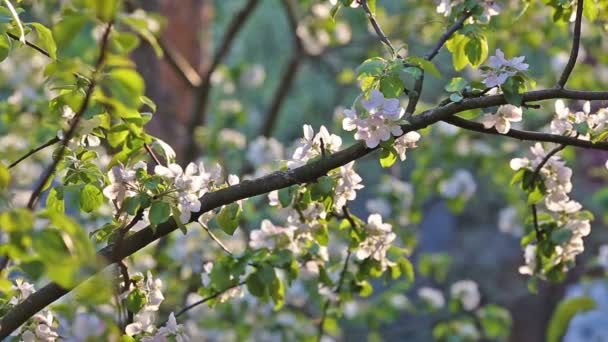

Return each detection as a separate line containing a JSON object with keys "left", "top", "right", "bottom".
{"left": 443, "top": 116, "right": 608, "bottom": 151}
{"left": 360, "top": 0, "right": 395, "bottom": 56}
{"left": 8, "top": 136, "right": 60, "bottom": 169}
{"left": 26, "top": 22, "right": 113, "bottom": 210}
{"left": 557, "top": 0, "right": 584, "bottom": 88}
{"left": 7, "top": 32, "right": 51, "bottom": 58}
{"left": 184, "top": 0, "right": 261, "bottom": 162}
{"left": 2, "top": 87, "right": 608, "bottom": 338}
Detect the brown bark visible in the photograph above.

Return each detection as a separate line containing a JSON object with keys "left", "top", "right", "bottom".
{"left": 133, "top": 0, "right": 212, "bottom": 153}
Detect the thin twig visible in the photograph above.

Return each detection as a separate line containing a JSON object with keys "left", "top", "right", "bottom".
{"left": 26, "top": 22, "right": 114, "bottom": 210}
{"left": 144, "top": 143, "right": 162, "bottom": 166}
{"left": 360, "top": 0, "right": 395, "bottom": 56}
{"left": 8, "top": 136, "right": 60, "bottom": 169}
{"left": 557, "top": 0, "right": 584, "bottom": 88}
{"left": 405, "top": 11, "right": 471, "bottom": 117}
{"left": 185, "top": 0, "right": 261, "bottom": 161}
{"left": 201, "top": 225, "right": 233, "bottom": 255}
{"left": 7, "top": 32, "right": 51, "bottom": 58}
{"left": 530, "top": 144, "right": 567, "bottom": 240}
{"left": 443, "top": 116, "right": 608, "bottom": 151}
{"left": 173, "top": 280, "right": 246, "bottom": 319}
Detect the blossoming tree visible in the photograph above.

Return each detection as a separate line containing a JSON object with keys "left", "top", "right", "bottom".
{"left": 1, "top": 0, "right": 608, "bottom": 340}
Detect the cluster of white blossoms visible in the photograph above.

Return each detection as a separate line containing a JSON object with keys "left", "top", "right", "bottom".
{"left": 355, "top": 214, "right": 397, "bottom": 271}
{"left": 154, "top": 162, "right": 223, "bottom": 223}
{"left": 511, "top": 143, "right": 591, "bottom": 275}
{"left": 479, "top": 104, "right": 523, "bottom": 134}
{"left": 8, "top": 279, "right": 59, "bottom": 341}
{"left": 450, "top": 280, "right": 481, "bottom": 311}
{"left": 125, "top": 272, "right": 189, "bottom": 341}
{"left": 550, "top": 100, "right": 608, "bottom": 139}
{"left": 482, "top": 49, "right": 529, "bottom": 88}
{"left": 103, "top": 159, "right": 229, "bottom": 225}
{"left": 436, "top": 0, "right": 500, "bottom": 22}
{"left": 342, "top": 90, "right": 406, "bottom": 148}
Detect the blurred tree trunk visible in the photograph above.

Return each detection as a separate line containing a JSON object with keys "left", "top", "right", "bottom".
{"left": 132, "top": 0, "right": 212, "bottom": 155}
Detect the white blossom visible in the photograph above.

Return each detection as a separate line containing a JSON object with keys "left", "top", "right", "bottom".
{"left": 480, "top": 104, "right": 523, "bottom": 134}
{"left": 355, "top": 214, "right": 396, "bottom": 270}
{"left": 439, "top": 169, "right": 477, "bottom": 200}
{"left": 417, "top": 287, "right": 445, "bottom": 309}
{"left": 333, "top": 161, "right": 364, "bottom": 210}
{"left": 450, "top": 280, "right": 481, "bottom": 311}
{"left": 393, "top": 131, "right": 421, "bottom": 161}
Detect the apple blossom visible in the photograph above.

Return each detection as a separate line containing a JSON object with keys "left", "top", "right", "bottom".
{"left": 479, "top": 104, "right": 522, "bottom": 134}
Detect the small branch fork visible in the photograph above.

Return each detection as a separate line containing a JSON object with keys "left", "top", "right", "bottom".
{"left": 360, "top": 0, "right": 395, "bottom": 56}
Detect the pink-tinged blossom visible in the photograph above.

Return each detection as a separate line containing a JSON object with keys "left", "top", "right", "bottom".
{"left": 479, "top": 104, "right": 523, "bottom": 134}
{"left": 289, "top": 125, "right": 342, "bottom": 168}
{"left": 342, "top": 90, "right": 405, "bottom": 148}
{"left": 482, "top": 49, "right": 528, "bottom": 88}
{"left": 393, "top": 131, "right": 421, "bottom": 161}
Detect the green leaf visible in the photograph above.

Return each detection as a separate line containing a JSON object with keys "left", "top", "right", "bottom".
{"left": 80, "top": 184, "right": 103, "bottom": 213}
{"left": 583, "top": 1, "right": 599, "bottom": 22}
{"left": 527, "top": 187, "right": 544, "bottom": 204}
{"left": 270, "top": 274, "right": 285, "bottom": 310}
{"left": 0, "top": 162, "right": 10, "bottom": 190}
{"left": 278, "top": 187, "right": 293, "bottom": 207}
{"left": 0, "top": 208, "right": 34, "bottom": 232}
{"left": 477, "top": 304, "right": 513, "bottom": 339}
{"left": 92, "top": 0, "right": 120, "bottom": 22}
{"left": 0, "top": 33, "right": 10, "bottom": 62}
{"left": 30, "top": 23, "right": 57, "bottom": 59}
{"left": 502, "top": 76, "right": 525, "bottom": 106}
{"left": 449, "top": 93, "right": 463, "bottom": 102}
{"left": 379, "top": 76, "right": 403, "bottom": 98}
{"left": 358, "top": 280, "right": 373, "bottom": 297}
{"left": 379, "top": 147, "right": 398, "bottom": 168}
{"left": 446, "top": 34, "right": 470, "bottom": 71}
{"left": 216, "top": 203, "right": 241, "bottom": 235}
{"left": 444, "top": 77, "right": 467, "bottom": 92}
{"left": 464, "top": 35, "right": 488, "bottom": 67}
{"left": 405, "top": 56, "right": 441, "bottom": 78}
{"left": 330, "top": 3, "right": 343, "bottom": 20}
{"left": 546, "top": 297, "right": 596, "bottom": 342}
{"left": 126, "top": 288, "right": 148, "bottom": 313}
{"left": 46, "top": 187, "right": 65, "bottom": 214}
{"left": 106, "top": 68, "right": 146, "bottom": 109}
{"left": 550, "top": 229, "right": 573, "bottom": 245}
{"left": 172, "top": 206, "right": 188, "bottom": 235}
{"left": 149, "top": 201, "right": 171, "bottom": 225}
{"left": 356, "top": 57, "right": 386, "bottom": 79}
